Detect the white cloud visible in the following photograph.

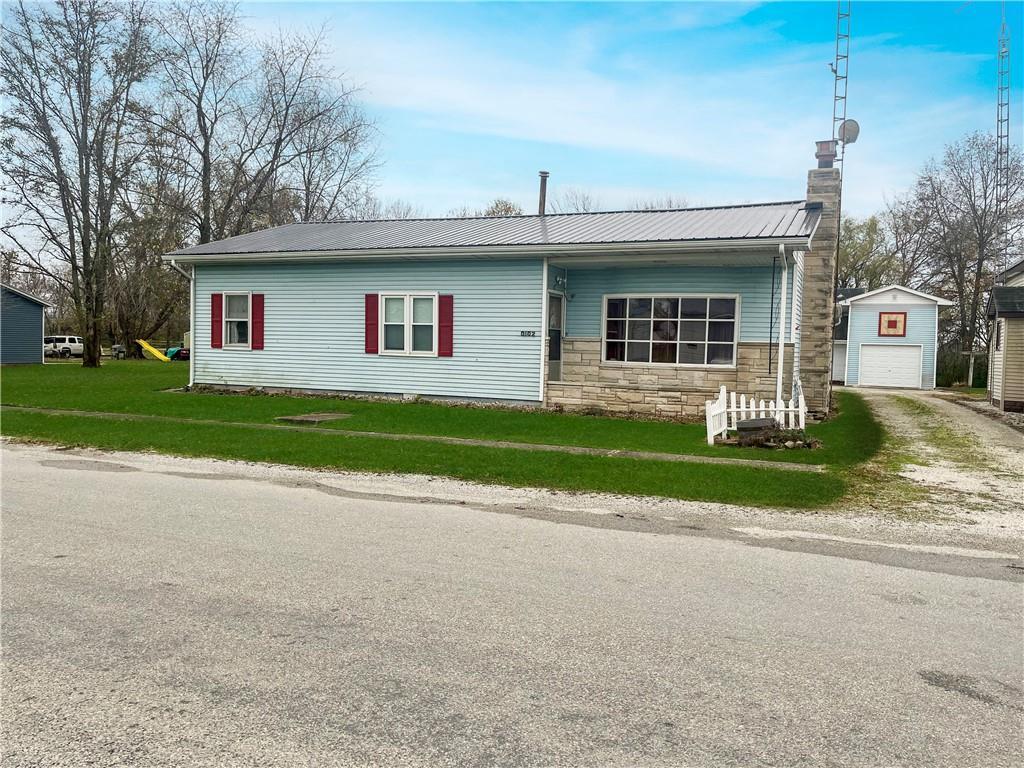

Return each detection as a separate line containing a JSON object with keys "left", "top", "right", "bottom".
{"left": 251, "top": 4, "right": 1000, "bottom": 216}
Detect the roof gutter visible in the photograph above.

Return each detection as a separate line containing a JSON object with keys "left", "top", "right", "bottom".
{"left": 161, "top": 236, "right": 813, "bottom": 265}
{"left": 168, "top": 259, "right": 192, "bottom": 281}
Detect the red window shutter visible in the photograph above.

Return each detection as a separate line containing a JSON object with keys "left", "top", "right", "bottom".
{"left": 211, "top": 293, "right": 223, "bottom": 348}
{"left": 439, "top": 294, "right": 454, "bottom": 357}
{"left": 251, "top": 294, "right": 265, "bottom": 349}
{"left": 365, "top": 293, "right": 379, "bottom": 354}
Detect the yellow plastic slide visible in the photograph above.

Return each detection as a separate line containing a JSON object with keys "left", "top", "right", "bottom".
{"left": 136, "top": 339, "right": 171, "bottom": 362}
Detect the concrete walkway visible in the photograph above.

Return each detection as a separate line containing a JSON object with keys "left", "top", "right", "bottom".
{"left": 1, "top": 404, "right": 825, "bottom": 473}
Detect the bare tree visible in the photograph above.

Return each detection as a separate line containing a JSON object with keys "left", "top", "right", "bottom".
{"left": 1, "top": 248, "right": 55, "bottom": 301}
{"left": 630, "top": 194, "right": 690, "bottom": 211}
{"left": 351, "top": 195, "right": 423, "bottom": 220}
{"left": 2, "top": 0, "right": 382, "bottom": 362}
{"left": 150, "top": 5, "right": 377, "bottom": 238}
{"left": 837, "top": 215, "right": 893, "bottom": 291}
{"left": 1, "top": 0, "right": 153, "bottom": 366}
{"left": 916, "top": 132, "right": 1024, "bottom": 356}
{"left": 150, "top": 1, "right": 247, "bottom": 245}
{"left": 106, "top": 165, "right": 190, "bottom": 354}
{"left": 210, "top": 28, "right": 368, "bottom": 238}
{"left": 482, "top": 198, "right": 523, "bottom": 216}
{"left": 549, "top": 187, "right": 600, "bottom": 214}
{"left": 448, "top": 198, "right": 523, "bottom": 217}
{"left": 880, "top": 194, "right": 933, "bottom": 289}
{"left": 289, "top": 91, "right": 378, "bottom": 221}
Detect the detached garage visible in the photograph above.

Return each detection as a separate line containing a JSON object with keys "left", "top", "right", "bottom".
{"left": 1, "top": 283, "right": 52, "bottom": 365}
{"left": 839, "top": 285, "right": 951, "bottom": 390}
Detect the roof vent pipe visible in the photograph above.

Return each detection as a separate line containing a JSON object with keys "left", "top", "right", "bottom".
{"left": 538, "top": 171, "right": 550, "bottom": 215}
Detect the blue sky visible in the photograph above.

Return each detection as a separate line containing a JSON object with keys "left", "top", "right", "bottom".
{"left": 247, "top": 1, "right": 1022, "bottom": 217}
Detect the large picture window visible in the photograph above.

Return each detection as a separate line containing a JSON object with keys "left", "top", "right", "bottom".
{"left": 603, "top": 295, "right": 738, "bottom": 366}
{"left": 380, "top": 293, "right": 437, "bottom": 355}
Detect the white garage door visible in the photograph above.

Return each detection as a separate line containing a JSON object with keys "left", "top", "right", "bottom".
{"left": 859, "top": 344, "right": 922, "bottom": 389}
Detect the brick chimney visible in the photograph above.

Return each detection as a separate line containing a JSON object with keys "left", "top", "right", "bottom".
{"left": 799, "top": 141, "right": 842, "bottom": 416}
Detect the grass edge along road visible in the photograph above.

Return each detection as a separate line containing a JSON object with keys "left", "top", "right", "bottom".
{"left": 0, "top": 362, "right": 883, "bottom": 509}
{"left": 2, "top": 362, "right": 882, "bottom": 466}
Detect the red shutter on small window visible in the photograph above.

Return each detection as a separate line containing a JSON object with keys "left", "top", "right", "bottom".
{"left": 251, "top": 293, "right": 265, "bottom": 350}
{"left": 365, "top": 293, "right": 379, "bottom": 354}
{"left": 439, "top": 294, "right": 454, "bottom": 357}
{"left": 211, "top": 293, "right": 223, "bottom": 348}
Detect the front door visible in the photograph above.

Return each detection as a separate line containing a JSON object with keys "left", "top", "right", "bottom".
{"left": 548, "top": 294, "right": 564, "bottom": 381}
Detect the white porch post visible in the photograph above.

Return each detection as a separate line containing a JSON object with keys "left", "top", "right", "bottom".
{"left": 776, "top": 244, "right": 788, "bottom": 406}
{"left": 538, "top": 256, "right": 548, "bottom": 403}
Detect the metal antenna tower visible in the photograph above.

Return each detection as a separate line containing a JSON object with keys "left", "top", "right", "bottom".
{"left": 995, "top": 1, "right": 1011, "bottom": 277}
{"left": 831, "top": 0, "right": 852, "bottom": 165}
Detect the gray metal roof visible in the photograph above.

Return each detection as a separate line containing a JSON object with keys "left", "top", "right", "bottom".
{"left": 988, "top": 286, "right": 1024, "bottom": 317}
{"left": 1, "top": 282, "right": 53, "bottom": 308}
{"left": 167, "top": 200, "right": 821, "bottom": 258}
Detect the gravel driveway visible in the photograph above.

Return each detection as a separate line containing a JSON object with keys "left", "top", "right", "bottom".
{"left": 849, "top": 387, "right": 1023, "bottom": 547}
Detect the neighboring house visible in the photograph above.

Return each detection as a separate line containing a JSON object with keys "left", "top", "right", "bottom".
{"left": 163, "top": 144, "right": 842, "bottom": 418}
{"left": 838, "top": 285, "right": 952, "bottom": 390}
{"left": 987, "top": 257, "right": 1024, "bottom": 412}
{"left": 831, "top": 286, "right": 866, "bottom": 384}
{"left": 1, "top": 283, "right": 52, "bottom": 365}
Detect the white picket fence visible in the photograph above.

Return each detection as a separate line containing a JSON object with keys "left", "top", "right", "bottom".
{"left": 705, "top": 383, "right": 807, "bottom": 445}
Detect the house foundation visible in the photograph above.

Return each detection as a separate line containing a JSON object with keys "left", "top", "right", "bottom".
{"left": 546, "top": 339, "right": 793, "bottom": 419}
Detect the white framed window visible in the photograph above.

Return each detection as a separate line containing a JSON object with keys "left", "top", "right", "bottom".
{"left": 602, "top": 294, "right": 739, "bottom": 367}
{"left": 380, "top": 293, "right": 438, "bottom": 356}
{"left": 224, "top": 292, "right": 251, "bottom": 348}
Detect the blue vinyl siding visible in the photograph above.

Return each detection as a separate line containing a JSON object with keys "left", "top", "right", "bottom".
{"left": 563, "top": 265, "right": 795, "bottom": 342}
{"left": 194, "top": 259, "right": 544, "bottom": 402}
{"left": 846, "top": 303, "right": 938, "bottom": 388}
{"left": 1, "top": 287, "right": 45, "bottom": 364}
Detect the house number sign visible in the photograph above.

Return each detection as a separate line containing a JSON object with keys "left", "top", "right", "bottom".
{"left": 520, "top": 330, "right": 538, "bottom": 337}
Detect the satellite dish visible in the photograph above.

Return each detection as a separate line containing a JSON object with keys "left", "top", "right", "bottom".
{"left": 839, "top": 118, "right": 860, "bottom": 144}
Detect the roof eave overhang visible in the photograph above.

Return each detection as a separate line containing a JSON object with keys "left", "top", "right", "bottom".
{"left": 162, "top": 236, "right": 813, "bottom": 265}
{"left": 989, "top": 303, "right": 1024, "bottom": 318}
{"left": 803, "top": 209, "right": 823, "bottom": 253}
{"left": 840, "top": 284, "right": 954, "bottom": 307}
{"left": 1, "top": 284, "right": 54, "bottom": 307}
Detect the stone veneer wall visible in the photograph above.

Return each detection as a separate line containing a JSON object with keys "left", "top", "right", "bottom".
{"left": 545, "top": 338, "right": 793, "bottom": 419}
{"left": 800, "top": 167, "right": 841, "bottom": 416}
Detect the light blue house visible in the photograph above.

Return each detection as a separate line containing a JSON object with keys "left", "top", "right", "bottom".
{"left": 165, "top": 151, "right": 842, "bottom": 418}
{"left": 839, "top": 285, "right": 952, "bottom": 390}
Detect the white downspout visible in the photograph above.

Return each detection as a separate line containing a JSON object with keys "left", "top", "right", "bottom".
{"left": 171, "top": 259, "right": 195, "bottom": 388}
{"left": 189, "top": 264, "right": 195, "bottom": 388}
{"left": 776, "top": 244, "right": 788, "bottom": 406}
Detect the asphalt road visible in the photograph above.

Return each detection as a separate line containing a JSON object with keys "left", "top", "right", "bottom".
{"left": 2, "top": 443, "right": 1022, "bottom": 767}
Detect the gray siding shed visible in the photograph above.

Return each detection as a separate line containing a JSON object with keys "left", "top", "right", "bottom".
{"left": 1, "top": 284, "right": 49, "bottom": 364}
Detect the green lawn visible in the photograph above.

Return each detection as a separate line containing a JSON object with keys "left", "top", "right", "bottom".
{"left": 940, "top": 386, "right": 988, "bottom": 400}
{"left": 0, "top": 361, "right": 882, "bottom": 508}
{"left": 0, "top": 362, "right": 880, "bottom": 466}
